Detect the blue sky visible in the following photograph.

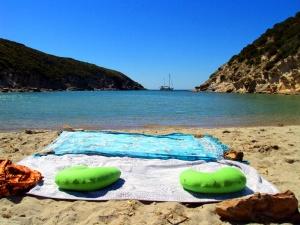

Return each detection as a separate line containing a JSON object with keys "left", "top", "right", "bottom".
{"left": 1, "top": 0, "right": 299, "bottom": 89}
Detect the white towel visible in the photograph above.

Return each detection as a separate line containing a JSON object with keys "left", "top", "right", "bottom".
{"left": 19, "top": 155, "right": 278, "bottom": 202}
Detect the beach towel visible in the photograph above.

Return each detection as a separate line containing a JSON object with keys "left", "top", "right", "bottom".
{"left": 18, "top": 155, "right": 278, "bottom": 202}
{"left": 39, "top": 131, "right": 228, "bottom": 161}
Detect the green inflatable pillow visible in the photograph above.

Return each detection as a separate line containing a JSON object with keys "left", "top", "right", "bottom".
{"left": 55, "top": 165, "right": 121, "bottom": 191}
{"left": 180, "top": 166, "right": 246, "bottom": 194}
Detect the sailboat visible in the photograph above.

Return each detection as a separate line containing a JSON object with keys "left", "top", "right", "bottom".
{"left": 160, "top": 74, "right": 174, "bottom": 91}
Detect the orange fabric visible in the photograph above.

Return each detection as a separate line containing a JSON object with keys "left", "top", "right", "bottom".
{"left": 0, "top": 159, "right": 43, "bottom": 197}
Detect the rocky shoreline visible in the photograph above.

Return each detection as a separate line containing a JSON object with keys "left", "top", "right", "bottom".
{"left": 196, "top": 12, "right": 300, "bottom": 94}
{"left": 0, "top": 87, "right": 144, "bottom": 93}
{"left": 195, "top": 55, "right": 300, "bottom": 94}
{"left": 0, "top": 38, "right": 144, "bottom": 92}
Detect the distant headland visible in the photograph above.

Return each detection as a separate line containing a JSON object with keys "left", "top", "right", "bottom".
{"left": 196, "top": 12, "right": 300, "bottom": 94}
{"left": 0, "top": 38, "right": 144, "bottom": 92}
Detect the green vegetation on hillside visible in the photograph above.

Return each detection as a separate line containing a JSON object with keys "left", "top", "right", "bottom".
{"left": 0, "top": 38, "right": 144, "bottom": 90}
{"left": 198, "top": 12, "right": 300, "bottom": 94}
{"left": 228, "top": 12, "right": 300, "bottom": 69}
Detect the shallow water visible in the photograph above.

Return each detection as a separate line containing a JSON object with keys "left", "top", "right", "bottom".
{"left": 0, "top": 91, "right": 299, "bottom": 130}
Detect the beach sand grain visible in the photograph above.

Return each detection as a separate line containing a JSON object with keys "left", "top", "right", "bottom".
{"left": 0, "top": 126, "right": 299, "bottom": 225}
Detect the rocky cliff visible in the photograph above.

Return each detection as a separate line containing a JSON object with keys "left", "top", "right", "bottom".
{"left": 196, "top": 12, "right": 300, "bottom": 94}
{"left": 0, "top": 38, "right": 144, "bottom": 92}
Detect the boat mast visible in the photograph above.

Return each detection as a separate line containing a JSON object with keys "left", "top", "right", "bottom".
{"left": 168, "top": 74, "right": 171, "bottom": 88}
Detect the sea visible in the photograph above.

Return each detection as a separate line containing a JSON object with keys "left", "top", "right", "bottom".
{"left": 0, "top": 90, "right": 300, "bottom": 130}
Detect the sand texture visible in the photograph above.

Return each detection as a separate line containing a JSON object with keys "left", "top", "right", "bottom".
{"left": 0, "top": 126, "right": 299, "bottom": 225}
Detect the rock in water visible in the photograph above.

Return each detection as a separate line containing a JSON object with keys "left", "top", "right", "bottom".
{"left": 196, "top": 12, "right": 300, "bottom": 94}
{"left": 215, "top": 190, "right": 300, "bottom": 223}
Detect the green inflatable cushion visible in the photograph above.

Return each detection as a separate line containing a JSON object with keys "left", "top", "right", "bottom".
{"left": 180, "top": 166, "right": 246, "bottom": 194}
{"left": 55, "top": 165, "right": 121, "bottom": 191}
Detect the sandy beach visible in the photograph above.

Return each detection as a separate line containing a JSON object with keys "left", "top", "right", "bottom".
{"left": 0, "top": 125, "right": 299, "bottom": 225}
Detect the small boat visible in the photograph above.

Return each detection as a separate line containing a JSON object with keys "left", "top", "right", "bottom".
{"left": 160, "top": 74, "right": 174, "bottom": 91}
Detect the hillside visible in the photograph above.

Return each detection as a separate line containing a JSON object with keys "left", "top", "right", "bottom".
{"left": 0, "top": 38, "right": 144, "bottom": 92}
{"left": 196, "top": 12, "right": 300, "bottom": 94}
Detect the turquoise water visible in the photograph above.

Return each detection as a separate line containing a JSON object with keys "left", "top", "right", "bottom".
{"left": 0, "top": 91, "right": 299, "bottom": 130}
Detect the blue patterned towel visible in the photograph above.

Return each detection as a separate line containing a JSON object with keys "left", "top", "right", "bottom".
{"left": 40, "top": 131, "right": 228, "bottom": 161}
